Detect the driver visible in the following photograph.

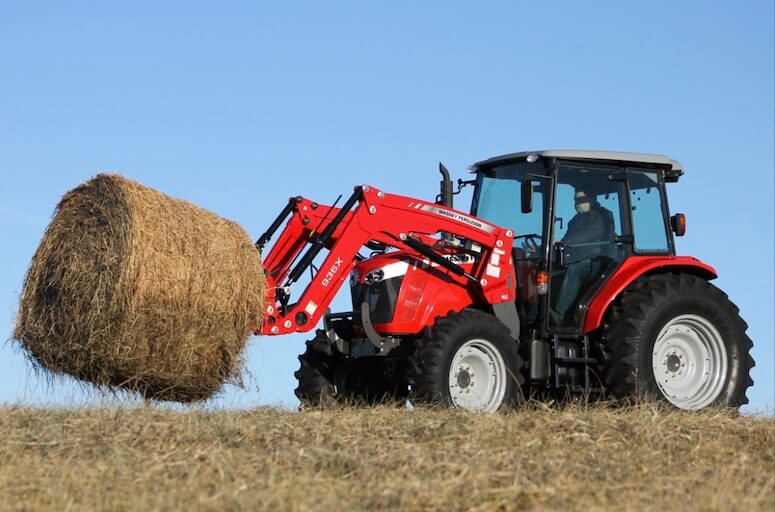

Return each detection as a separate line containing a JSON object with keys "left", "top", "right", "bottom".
{"left": 551, "top": 189, "right": 611, "bottom": 324}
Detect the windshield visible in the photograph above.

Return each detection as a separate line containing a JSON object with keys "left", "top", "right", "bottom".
{"left": 471, "top": 160, "right": 547, "bottom": 324}
{"left": 471, "top": 161, "right": 547, "bottom": 246}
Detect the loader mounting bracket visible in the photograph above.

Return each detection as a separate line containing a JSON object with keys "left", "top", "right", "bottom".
{"left": 361, "top": 302, "right": 400, "bottom": 354}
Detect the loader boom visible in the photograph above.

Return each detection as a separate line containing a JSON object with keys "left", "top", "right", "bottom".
{"left": 257, "top": 184, "right": 517, "bottom": 336}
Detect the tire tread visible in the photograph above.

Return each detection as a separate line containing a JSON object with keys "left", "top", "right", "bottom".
{"left": 409, "top": 309, "right": 524, "bottom": 408}
{"left": 599, "top": 273, "right": 754, "bottom": 408}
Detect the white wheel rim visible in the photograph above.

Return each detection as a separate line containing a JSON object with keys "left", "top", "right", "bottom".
{"left": 448, "top": 338, "right": 507, "bottom": 412}
{"left": 652, "top": 314, "right": 728, "bottom": 410}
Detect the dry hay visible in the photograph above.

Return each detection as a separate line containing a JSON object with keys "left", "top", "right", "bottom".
{"left": 0, "top": 404, "right": 772, "bottom": 511}
{"left": 14, "top": 174, "right": 265, "bottom": 402}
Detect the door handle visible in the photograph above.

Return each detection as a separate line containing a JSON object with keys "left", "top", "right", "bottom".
{"left": 554, "top": 242, "right": 566, "bottom": 268}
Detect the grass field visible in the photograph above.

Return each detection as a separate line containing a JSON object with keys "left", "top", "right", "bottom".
{"left": 1, "top": 403, "right": 772, "bottom": 511}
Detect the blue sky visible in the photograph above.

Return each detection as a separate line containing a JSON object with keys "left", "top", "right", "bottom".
{"left": 1, "top": 1, "right": 772, "bottom": 412}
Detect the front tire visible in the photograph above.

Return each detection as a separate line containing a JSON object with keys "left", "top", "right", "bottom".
{"left": 294, "top": 337, "right": 337, "bottom": 408}
{"left": 409, "top": 309, "right": 524, "bottom": 412}
{"left": 601, "top": 273, "right": 754, "bottom": 410}
{"left": 294, "top": 331, "right": 409, "bottom": 408}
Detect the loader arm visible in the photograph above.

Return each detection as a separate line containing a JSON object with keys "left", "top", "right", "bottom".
{"left": 256, "top": 185, "right": 516, "bottom": 336}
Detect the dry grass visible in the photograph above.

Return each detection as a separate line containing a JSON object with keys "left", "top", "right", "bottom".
{"left": 0, "top": 403, "right": 772, "bottom": 511}
{"left": 14, "top": 174, "right": 265, "bottom": 402}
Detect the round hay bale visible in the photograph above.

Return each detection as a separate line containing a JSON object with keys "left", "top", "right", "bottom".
{"left": 14, "top": 174, "right": 265, "bottom": 402}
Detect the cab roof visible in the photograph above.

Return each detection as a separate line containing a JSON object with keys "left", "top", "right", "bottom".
{"left": 470, "top": 150, "right": 683, "bottom": 181}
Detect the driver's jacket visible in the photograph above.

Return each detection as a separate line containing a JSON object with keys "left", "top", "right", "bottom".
{"left": 561, "top": 204, "right": 611, "bottom": 262}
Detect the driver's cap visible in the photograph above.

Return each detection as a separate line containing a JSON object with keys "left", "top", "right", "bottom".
{"left": 574, "top": 190, "right": 592, "bottom": 202}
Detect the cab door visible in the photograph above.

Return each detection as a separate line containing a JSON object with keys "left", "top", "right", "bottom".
{"left": 548, "top": 164, "right": 629, "bottom": 331}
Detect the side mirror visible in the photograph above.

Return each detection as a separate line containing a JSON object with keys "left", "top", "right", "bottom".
{"left": 521, "top": 181, "right": 533, "bottom": 214}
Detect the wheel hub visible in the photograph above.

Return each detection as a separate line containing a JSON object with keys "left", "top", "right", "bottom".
{"left": 665, "top": 353, "right": 683, "bottom": 374}
{"left": 456, "top": 366, "right": 473, "bottom": 389}
{"left": 652, "top": 314, "right": 729, "bottom": 410}
{"left": 448, "top": 339, "right": 507, "bottom": 412}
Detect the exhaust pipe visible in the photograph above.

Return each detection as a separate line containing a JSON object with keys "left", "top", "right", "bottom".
{"left": 437, "top": 162, "right": 453, "bottom": 208}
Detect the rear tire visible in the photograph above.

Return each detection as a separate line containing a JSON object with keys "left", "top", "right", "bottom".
{"left": 600, "top": 273, "right": 754, "bottom": 410}
{"left": 409, "top": 309, "right": 524, "bottom": 412}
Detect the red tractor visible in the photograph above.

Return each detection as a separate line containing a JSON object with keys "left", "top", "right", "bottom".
{"left": 256, "top": 150, "right": 754, "bottom": 411}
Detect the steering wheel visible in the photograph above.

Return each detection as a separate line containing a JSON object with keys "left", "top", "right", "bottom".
{"left": 514, "top": 233, "right": 542, "bottom": 253}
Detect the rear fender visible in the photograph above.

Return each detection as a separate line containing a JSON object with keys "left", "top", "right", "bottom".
{"left": 582, "top": 256, "right": 717, "bottom": 333}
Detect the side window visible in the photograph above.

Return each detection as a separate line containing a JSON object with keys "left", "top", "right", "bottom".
{"left": 628, "top": 170, "right": 669, "bottom": 252}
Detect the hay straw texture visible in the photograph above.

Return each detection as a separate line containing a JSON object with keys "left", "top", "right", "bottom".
{"left": 1, "top": 405, "right": 772, "bottom": 511}
{"left": 14, "top": 174, "right": 265, "bottom": 402}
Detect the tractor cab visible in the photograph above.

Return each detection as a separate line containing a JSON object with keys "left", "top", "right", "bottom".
{"left": 469, "top": 151, "right": 684, "bottom": 336}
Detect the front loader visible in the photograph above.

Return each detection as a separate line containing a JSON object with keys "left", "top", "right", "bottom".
{"left": 256, "top": 150, "right": 754, "bottom": 411}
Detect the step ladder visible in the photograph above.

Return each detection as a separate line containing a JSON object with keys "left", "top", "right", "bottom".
{"left": 552, "top": 335, "right": 604, "bottom": 394}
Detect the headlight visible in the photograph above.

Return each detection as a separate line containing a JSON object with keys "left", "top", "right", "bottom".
{"left": 365, "top": 269, "right": 384, "bottom": 285}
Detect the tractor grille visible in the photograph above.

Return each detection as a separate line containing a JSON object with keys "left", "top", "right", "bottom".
{"left": 351, "top": 276, "right": 403, "bottom": 324}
